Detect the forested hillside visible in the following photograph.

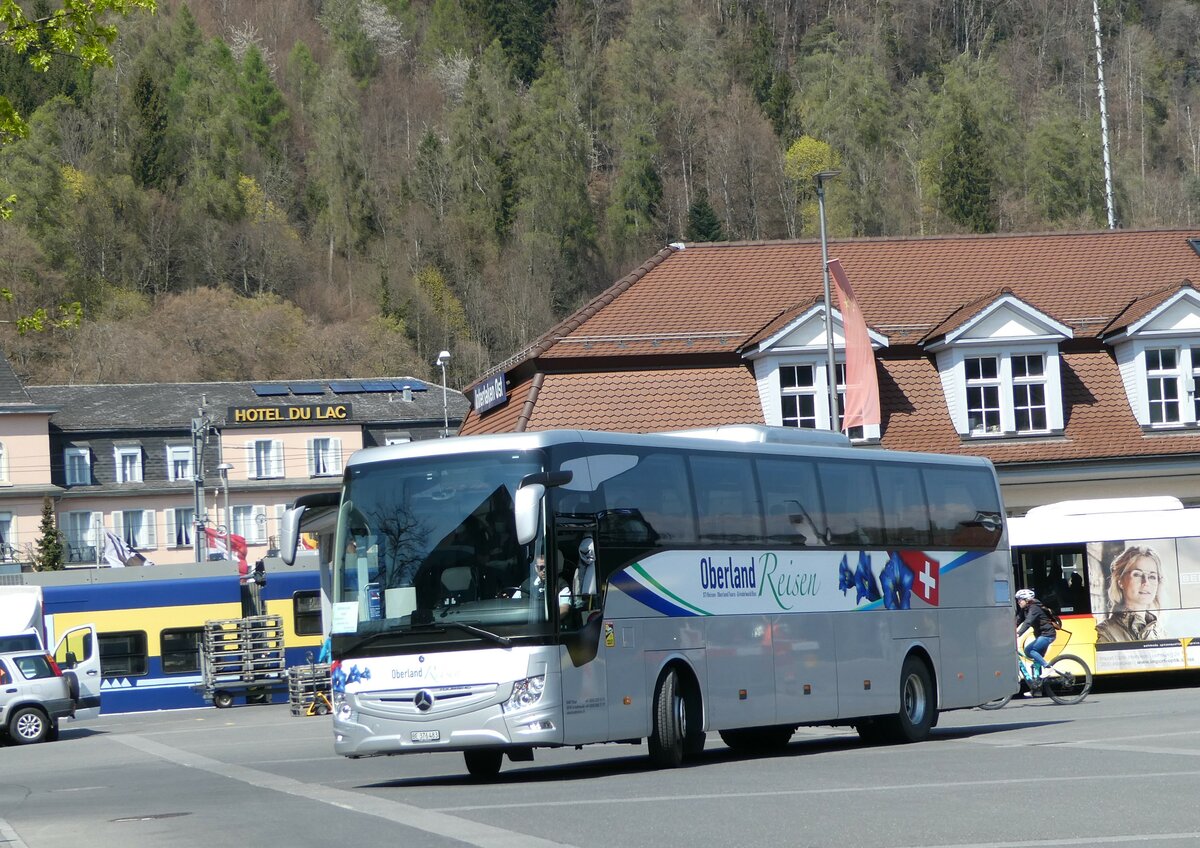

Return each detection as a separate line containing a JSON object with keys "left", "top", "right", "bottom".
{"left": 3, "top": 0, "right": 1199, "bottom": 389}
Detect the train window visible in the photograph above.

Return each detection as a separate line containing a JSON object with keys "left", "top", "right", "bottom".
{"left": 293, "top": 590, "right": 322, "bottom": 636}
{"left": 98, "top": 631, "right": 148, "bottom": 677}
{"left": 161, "top": 628, "right": 202, "bottom": 674}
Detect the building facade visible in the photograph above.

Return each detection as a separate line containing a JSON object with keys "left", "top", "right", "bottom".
{"left": 460, "top": 229, "right": 1200, "bottom": 514}
{"left": 0, "top": 364, "right": 469, "bottom": 567}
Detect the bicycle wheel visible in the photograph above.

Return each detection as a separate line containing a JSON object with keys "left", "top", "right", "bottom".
{"left": 1043, "top": 654, "right": 1092, "bottom": 705}
{"left": 977, "top": 694, "right": 1013, "bottom": 710}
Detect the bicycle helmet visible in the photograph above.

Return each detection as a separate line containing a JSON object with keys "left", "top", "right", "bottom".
{"left": 1014, "top": 588, "right": 1036, "bottom": 602}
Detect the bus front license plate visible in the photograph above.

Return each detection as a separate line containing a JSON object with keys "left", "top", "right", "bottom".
{"left": 411, "top": 730, "right": 440, "bottom": 742}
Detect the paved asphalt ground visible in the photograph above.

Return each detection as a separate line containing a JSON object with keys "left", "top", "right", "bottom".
{"left": 2, "top": 675, "right": 1199, "bottom": 848}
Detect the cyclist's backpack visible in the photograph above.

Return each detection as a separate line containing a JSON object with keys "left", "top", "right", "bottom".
{"left": 1042, "top": 601, "right": 1063, "bottom": 630}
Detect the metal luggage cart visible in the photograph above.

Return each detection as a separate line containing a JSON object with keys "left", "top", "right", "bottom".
{"left": 288, "top": 654, "right": 332, "bottom": 716}
{"left": 199, "top": 615, "right": 287, "bottom": 708}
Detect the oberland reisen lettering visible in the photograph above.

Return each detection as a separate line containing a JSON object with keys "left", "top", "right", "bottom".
{"left": 700, "top": 556, "right": 757, "bottom": 590}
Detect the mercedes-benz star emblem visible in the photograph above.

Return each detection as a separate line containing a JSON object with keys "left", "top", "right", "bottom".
{"left": 414, "top": 690, "right": 434, "bottom": 711}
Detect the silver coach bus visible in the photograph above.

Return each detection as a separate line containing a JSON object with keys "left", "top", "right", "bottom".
{"left": 281, "top": 426, "right": 1014, "bottom": 777}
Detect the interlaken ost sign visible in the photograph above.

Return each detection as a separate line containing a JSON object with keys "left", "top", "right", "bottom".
{"left": 227, "top": 403, "right": 352, "bottom": 425}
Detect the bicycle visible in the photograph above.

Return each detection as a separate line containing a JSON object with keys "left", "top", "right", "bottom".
{"left": 979, "top": 638, "right": 1092, "bottom": 709}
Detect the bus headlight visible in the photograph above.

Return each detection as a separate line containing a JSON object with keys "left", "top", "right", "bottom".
{"left": 332, "top": 690, "right": 354, "bottom": 721}
{"left": 505, "top": 675, "right": 546, "bottom": 712}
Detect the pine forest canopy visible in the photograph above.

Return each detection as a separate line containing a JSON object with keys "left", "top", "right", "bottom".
{"left": 0, "top": 0, "right": 1197, "bottom": 390}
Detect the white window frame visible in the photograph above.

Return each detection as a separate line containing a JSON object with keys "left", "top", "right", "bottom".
{"left": 245, "top": 440, "right": 283, "bottom": 480}
{"left": 0, "top": 442, "right": 8, "bottom": 483}
{"left": 166, "top": 445, "right": 194, "bottom": 482}
{"left": 115, "top": 446, "right": 144, "bottom": 483}
{"left": 964, "top": 355, "right": 1003, "bottom": 435}
{"left": 62, "top": 510, "right": 102, "bottom": 562}
{"left": 1145, "top": 346, "right": 1183, "bottom": 425}
{"left": 763, "top": 357, "right": 879, "bottom": 440}
{"left": 1011, "top": 353, "right": 1049, "bottom": 432}
{"left": 936, "top": 345, "right": 1064, "bottom": 437}
{"left": 165, "top": 507, "right": 195, "bottom": 548}
{"left": 0, "top": 511, "right": 13, "bottom": 558}
{"left": 779, "top": 364, "right": 820, "bottom": 429}
{"left": 65, "top": 447, "right": 91, "bottom": 486}
{"left": 232, "top": 504, "right": 267, "bottom": 544}
{"left": 307, "top": 437, "right": 342, "bottom": 477}
{"left": 114, "top": 509, "right": 157, "bottom": 550}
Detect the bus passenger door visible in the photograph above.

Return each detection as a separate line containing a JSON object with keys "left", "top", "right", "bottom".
{"left": 556, "top": 521, "right": 609, "bottom": 744}
{"left": 54, "top": 624, "right": 102, "bottom": 720}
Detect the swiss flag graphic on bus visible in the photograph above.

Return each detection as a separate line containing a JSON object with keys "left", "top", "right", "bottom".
{"left": 898, "top": 551, "right": 941, "bottom": 606}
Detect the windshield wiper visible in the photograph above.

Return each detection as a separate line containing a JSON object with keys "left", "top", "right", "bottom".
{"left": 438, "top": 621, "right": 512, "bottom": 647}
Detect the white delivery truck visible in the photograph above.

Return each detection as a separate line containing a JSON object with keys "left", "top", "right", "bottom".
{"left": 0, "top": 585, "right": 103, "bottom": 720}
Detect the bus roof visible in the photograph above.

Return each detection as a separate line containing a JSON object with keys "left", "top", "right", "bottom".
{"left": 347, "top": 427, "right": 997, "bottom": 471}
{"left": 1010, "top": 497, "right": 1200, "bottom": 547}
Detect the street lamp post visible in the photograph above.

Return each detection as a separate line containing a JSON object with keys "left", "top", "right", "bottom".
{"left": 217, "top": 463, "right": 233, "bottom": 541}
{"left": 436, "top": 350, "right": 451, "bottom": 437}
{"left": 815, "top": 169, "right": 842, "bottom": 433}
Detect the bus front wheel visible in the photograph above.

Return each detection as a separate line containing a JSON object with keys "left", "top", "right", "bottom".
{"left": 649, "top": 667, "right": 688, "bottom": 768}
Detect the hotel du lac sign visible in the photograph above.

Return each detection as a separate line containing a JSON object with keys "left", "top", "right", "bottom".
{"left": 226, "top": 403, "right": 353, "bottom": 425}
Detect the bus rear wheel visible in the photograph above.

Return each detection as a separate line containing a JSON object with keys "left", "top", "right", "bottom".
{"left": 857, "top": 655, "right": 935, "bottom": 744}
{"left": 463, "top": 749, "right": 503, "bottom": 779}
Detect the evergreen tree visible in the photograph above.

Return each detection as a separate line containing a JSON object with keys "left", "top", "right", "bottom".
{"left": 939, "top": 98, "right": 997, "bottom": 233}
{"left": 607, "top": 113, "right": 663, "bottom": 245}
{"left": 237, "top": 46, "right": 290, "bottom": 159}
{"left": 130, "top": 65, "right": 171, "bottom": 189}
{"left": 34, "top": 496, "right": 64, "bottom": 571}
{"left": 685, "top": 189, "right": 723, "bottom": 242}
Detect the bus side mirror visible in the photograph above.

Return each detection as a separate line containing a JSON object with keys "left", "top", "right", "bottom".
{"left": 514, "top": 484, "right": 545, "bottom": 545}
{"left": 514, "top": 470, "right": 574, "bottom": 545}
{"left": 279, "top": 506, "right": 304, "bottom": 566}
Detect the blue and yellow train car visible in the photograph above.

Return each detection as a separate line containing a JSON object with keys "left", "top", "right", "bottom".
{"left": 24, "top": 560, "right": 322, "bottom": 714}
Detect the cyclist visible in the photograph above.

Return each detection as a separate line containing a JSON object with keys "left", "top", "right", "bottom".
{"left": 1015, "top": 588, "right": 1061, "bottom": 685}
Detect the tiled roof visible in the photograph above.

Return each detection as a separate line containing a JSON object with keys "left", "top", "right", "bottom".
{"left": 27, "top": 378, "right": 469, "bottom": 431}
{"left": 461, "top": 368, "right": 762, "bottom": 434}
{"left": 461, "top": 229, "right": 1200, "bottom": 466}
{"left": 516, "top": 229, "right": 1200, "bottom": 361}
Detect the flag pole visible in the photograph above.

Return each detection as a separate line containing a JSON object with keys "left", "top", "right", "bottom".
{"left": 816, "top": 170, "right": 842, "bottom": 432}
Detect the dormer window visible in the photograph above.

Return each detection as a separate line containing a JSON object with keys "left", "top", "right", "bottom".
{"left": 1104, "top": 284, "right": 1200, "bottom": 430}
{"left": 746, "top": 302, "right": 886, "bottom": 442}
{"left": 926, "top": 292, "right": 1071, "bottom": 439}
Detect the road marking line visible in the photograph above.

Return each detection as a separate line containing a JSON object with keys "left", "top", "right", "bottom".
{"left": 0, "top": 818, "right": 31, "bottom": 848}
{"left": 112, "top": 733, "right": 577, "bottom": 848}
{"left": 889, "top": 834, "right": 1200, "bottom": 847}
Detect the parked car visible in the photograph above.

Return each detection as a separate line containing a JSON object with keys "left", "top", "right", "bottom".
{"left": 0, "top": 650, "right": 73, "bottom": 744}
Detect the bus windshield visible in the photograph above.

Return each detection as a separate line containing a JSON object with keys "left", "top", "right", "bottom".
{"left": 332, "top": 449, "right": 548, "bottom": 650}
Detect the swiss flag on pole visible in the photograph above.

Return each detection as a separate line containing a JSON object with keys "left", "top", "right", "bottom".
{"left": 898, "top": 551, "right": 941, "bottom": 606}
{"left": 829, "top": 258, "right": 881, "bottom": 430}
{"left": 205, "top": 526, "right": 249, "bottom": 570}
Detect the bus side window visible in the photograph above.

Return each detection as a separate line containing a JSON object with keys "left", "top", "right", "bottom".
{"left": 876, "top": 463, "right": 932, "bottom": 548}
{"left": 817, "top": 461, "right": 884, "bottom": 547}
{"left": 756, "top": 457, "right": 824, "bottom": 546}
{"left": 924, "top": 466, "right": 1002, "bottom": 549}
{"left": 689, "top": 455, "right": 763, "bottom": 545}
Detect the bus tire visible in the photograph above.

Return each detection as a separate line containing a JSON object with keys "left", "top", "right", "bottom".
{"left": 864, "top": 655, "right": 935, "bottom": 744}
{"left": 463, "top": 749, "right": 503, "bottom": 778}
{"left": 648, "top": 667, "right": 686, "bottom": 768}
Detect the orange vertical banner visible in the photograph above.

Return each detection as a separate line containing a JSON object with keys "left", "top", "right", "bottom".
{"left": 828, "top": 258, "right": 880, "bottom": 430}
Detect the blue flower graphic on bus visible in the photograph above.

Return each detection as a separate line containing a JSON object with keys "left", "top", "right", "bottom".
{"left": 881, "top": 551, "right": 914, "bottom": 609}
{"left": 838, "top": 552, "right": 881, "bottom": 605}
{"left": 331, "top": 663, "right": 372, "bottom": 693}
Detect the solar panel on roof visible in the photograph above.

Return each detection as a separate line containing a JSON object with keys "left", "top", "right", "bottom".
{"left": 251, "top": 383, "right": 289, "bottom": 396}
{"left": 288, "top": 382, "right": 325, "bottom": 395}
{"left": 391, "top": 379, "right": 428, "bottom": 392}
{"left": 360, "top": 379, "right": 395, "bottom": 393}
{"left": 328, "top": 380, "right": 364, "bottom": 394}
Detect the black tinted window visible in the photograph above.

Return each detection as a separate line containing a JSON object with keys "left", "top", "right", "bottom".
{"left": 924, "top": 466, "right": 1002, "bottom": 549}
{"left": 756, "top": 457, "right": 824, "bottom": 546}
{"left": 817, "top": 461, "right": 885, "bottom": 546}
{"left": 689, "top": 455, "right": 763, "bottom": 545}
{"left": 599, "top": 452, "right": 696, "bottom": 546}
{"left": 876, "top": 463, "right": 932, "bottom": 547}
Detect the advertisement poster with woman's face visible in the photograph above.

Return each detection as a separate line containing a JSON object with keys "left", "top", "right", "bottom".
{"left": 1086, "top": 538, "right": 1200, "bottom": 672}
